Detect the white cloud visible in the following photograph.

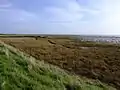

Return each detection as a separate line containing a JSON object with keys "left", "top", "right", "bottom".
{"left": 84, "top": 9, "right": 100, "bottom": 15}
{"left": 0, "top": 8, "right": 39, "bottom": 23}
{"left": 44, "top": 0, "right": 100, "bottom": 23}
{"left": 0, "top": 8, "right": 10, "bottom": 11}
{"left": 0, "top": 3, "right": 12, "bottom": 8}
{"left": 45, "top": 7, "right": 83, "bottom": 22}
{"left": 0, "top": 0, "right": 12, "bottom": 8}
{"left": 98, "top": 0, "right": 120, "bottom": 35}
{"left": 67, "top": 1, "right": 82, "bottom": 13}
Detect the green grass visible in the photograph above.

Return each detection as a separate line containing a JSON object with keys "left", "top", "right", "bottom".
{"left": 0, "top": 42, "right": 116, "bottom": 90}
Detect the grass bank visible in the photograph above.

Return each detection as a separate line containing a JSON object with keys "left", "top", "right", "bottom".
{"left": 0, "top": 41, "right": 116, "bottom": 90}
{"left": 1, "top": 37, "right": 120, "bottom": 89}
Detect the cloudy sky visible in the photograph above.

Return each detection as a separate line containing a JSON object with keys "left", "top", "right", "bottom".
{"left": 0, "top": 0, "right": 120, "bottom": 35}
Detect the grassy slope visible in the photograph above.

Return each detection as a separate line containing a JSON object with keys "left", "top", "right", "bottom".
{"left": 0, "top": 42, "right": 116, "bottom": 90}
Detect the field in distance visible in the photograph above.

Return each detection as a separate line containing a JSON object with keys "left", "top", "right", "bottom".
{"left": 0, "top": 36, "right": 120, "bottom": 89}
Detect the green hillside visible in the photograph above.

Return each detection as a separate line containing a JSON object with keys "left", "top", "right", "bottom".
{"left": 0, "top": 42, "right": 116, "bottom": 90}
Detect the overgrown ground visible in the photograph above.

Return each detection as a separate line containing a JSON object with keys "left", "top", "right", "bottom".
{"left": 0, "top": 41, "right": 115, "bottom": 90}
{"left": 0, "top": 37, "right": 120, "bottom": 89}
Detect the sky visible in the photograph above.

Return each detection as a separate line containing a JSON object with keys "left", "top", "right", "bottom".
{"left": 0, "top": 0, "right": 120, "bottom": 35}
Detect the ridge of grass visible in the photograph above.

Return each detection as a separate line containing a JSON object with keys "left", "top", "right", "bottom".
{"left": 0, "top": 41, "right": 116, "bottom": 90}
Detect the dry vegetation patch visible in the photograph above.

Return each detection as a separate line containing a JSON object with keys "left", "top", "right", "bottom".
{"left": 0, "top": 37, "right": 120, "bottom": 89}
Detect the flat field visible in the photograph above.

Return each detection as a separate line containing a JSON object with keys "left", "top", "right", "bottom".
{"left": 1, "top": 36, "right": 120, "bottom": 89}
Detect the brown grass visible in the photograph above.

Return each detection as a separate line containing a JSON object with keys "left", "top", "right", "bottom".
{"left": 0, "top": 37, "right": 120, "bottom": 89}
